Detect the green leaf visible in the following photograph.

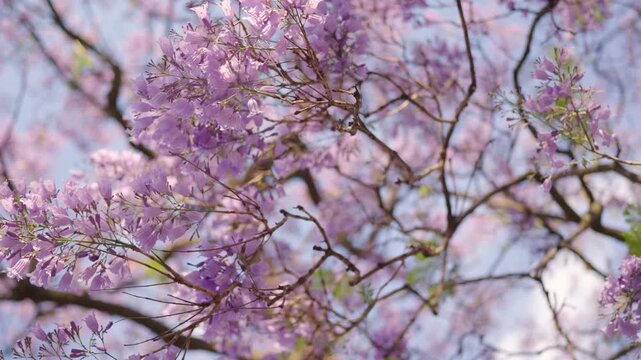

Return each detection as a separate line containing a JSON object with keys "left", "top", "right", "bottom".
{"left": 405, "top": 267, "right": 426, "bottom": 286}
{"left": 418, "top": 185, "right": 432, "bottom": 198}
{"left": 333, "top": 276, "right": 353, "bottom": 300}
{"left": 71, "top": 41, "right": 93, "bottom": 80}
{"left": 623, "top": 205, "right": 641, "bottom": 256}
{"left": 359, "top": 283, "right": 374, "bottom": 305}
{"left": 143, "top": 259, "right": 168, "bottom": 280}
{"left": 555, "top": 97, "right": 567, "bottom": 108}
{"left": 311, "top": 268, "right": 333, "bottom": 290}
{"left": 294, "top": 337, "right": 307, "bottom": 351}
{"left": 415, "top": 252, "right": 429, "bottom": 263}
{"left": 624, "top": 232, "right": 641, "bottom": 256}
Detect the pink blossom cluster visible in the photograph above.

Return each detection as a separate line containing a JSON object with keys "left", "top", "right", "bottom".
{"left": 2, "top": 0, "right": 641, "bottom": 358}
{"left": 14, "top": 313, "right": 113, "bottom": 359}
{"left": 521, "top": 48, "right": 614, "bottom": 188}
{"left": 132, "top": 1, "right": 367, "bottom": 174}
{"left": 600, "top": 256, "right": 641, "bottom": 339}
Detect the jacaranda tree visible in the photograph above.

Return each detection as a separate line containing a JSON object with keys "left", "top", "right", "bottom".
{"left": 1, "top": 0, "right": 641, "bottom": 358}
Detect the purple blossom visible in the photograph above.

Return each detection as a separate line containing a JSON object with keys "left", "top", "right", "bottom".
{"left": 519, "top": 49, "right": 615, "bottom": 188}
{"left": 600, "top": 256, "right": 641, "bottom": 338}
{"left": 84, "top": 313, "right": 100, "bottom": 334}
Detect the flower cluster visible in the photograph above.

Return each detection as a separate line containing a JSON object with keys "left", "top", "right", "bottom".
{"left": 0, "top": 166, "right": 210, "bottom": 286}
{"left": 13, "top": 313, "right": 113, "bottom": 359}
{"left": 132, "top": 0, "right": 367, "bottom": 175}
{"left": 599, "top": 256, "right": 641, "bottom": 339}
{"left": 520, "top": 48, "right": 614, "bottom": 188}
{"left": 1, "top": 2, "right": 374, "bottom": 356}
{"left": 6, "top": 0, "right": 640, "bottom": 358}
{"left": 0, "top": 179, "right": 128, "bottom": 291}
{"left": 0, "top": 156, "right": 286, "bottom": 356}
